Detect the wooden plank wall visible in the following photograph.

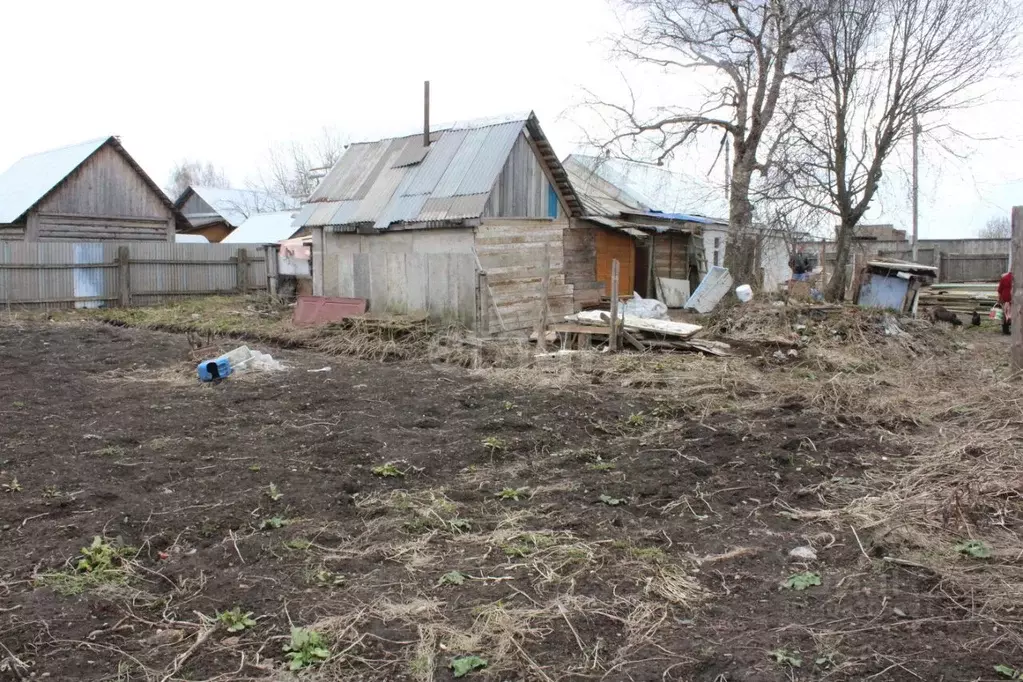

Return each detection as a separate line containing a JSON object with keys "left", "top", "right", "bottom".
{"left": 332, "top": 252, "right": 477, "bottom": 327}
{"left": 653, "top": 233, "right": 691, "bottom": 280}
{"left": 562, "top": 225, "right": 602, "bottom": 309}
{"left": 31, "top": 144, "right": 173, "bottom": 241}
{"left": 476, "top": 218, "right": 574, "bottom": 335}
{"left": 0, "top": 224, "right": 26, "bottom": 240}
{"left": 35, "top": 215, "right": 172, "bottom": 241}
{"left": 37, "top": 145, "right": 171, "bottom": 219}
{"left": 482, "top": 133, "right": 553, "bottom": 219}
{"left": 0, "top": 242, "right": 268, "bottom": 309}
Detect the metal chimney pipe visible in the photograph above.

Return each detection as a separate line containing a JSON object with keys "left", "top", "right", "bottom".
{"left": 423, "top": 81, "right": 431, "bottom": 147}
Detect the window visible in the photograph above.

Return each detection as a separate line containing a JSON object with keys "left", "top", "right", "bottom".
{"left": 713, "top": 237, "right": 721, "bottom": 267}
{"left": 547, "top": 183, "right": 559, "bottom": 218}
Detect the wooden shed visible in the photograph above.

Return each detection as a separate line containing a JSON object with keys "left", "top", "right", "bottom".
{"left": 298, "top": 112, "right": 584, "bottom": 335}
{"left": 0, "top": 136, "right": 184, "bottom": 241}
{"left": 562, "top": 155, "right": 721, "bottom": 308}
{"left": 173, "top": 186, "right": 298, "bottom": 243}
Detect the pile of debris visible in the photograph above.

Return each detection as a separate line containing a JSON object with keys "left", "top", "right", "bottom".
{"left": 918, "top": 283, "right": 998, "bottom": 317}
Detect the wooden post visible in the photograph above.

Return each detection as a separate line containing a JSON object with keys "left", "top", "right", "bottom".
{"left": 116, "top": 245, "right": 131, "bottom": 308}
{"left": 819, "top": 238, "right": 827, "bottom": 288}
{"left": 236, "top": 248, "right": 249, "bottom": 294}
{"left": 534, "top": 245, "right": 551, "bottom": 352}
{"left": 609, "top": 258, "right": 620, "bottom": 351}
{"left": 1011, "top": 207, "right": 1023, "bottom": 372}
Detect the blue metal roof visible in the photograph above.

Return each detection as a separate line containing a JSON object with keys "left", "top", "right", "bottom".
{"left": 623, "top": 209, "right": 728, "bottom": 226}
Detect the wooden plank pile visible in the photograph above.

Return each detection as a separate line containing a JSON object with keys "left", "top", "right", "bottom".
{"left": 918, "top": 283, "right": 998, "bottom": 316}
{"left": 532, "top": 310, "right": 731, "bottom": 356}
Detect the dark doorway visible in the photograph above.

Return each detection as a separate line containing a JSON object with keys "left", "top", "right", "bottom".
{"left": 634, "top": 244, "right": 651, "bottom": 297}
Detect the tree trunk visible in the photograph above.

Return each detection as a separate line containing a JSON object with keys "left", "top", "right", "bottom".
{"left": 826, "top": 219, "right": 855, "bottom": 301}
{"left": 727, "top": 159, "right": 758, "bottom": 285}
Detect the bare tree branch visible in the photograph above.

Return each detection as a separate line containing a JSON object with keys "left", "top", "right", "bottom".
{"left": 165, "top": 160, "right": 230, "bottom": 200}
{"left": 583, "top": 0, "right": 817, "bottom": 283}
{"left": 779, "top": 0, "right": 1018, "bottom": 299}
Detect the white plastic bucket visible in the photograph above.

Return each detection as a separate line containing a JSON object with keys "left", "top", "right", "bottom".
{"left": 735, "top": 284, "right": 754, "bottom": 303}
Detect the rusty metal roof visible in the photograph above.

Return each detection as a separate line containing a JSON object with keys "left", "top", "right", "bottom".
{"left": 299, "top": 112, "right": 582, "bottom": 231}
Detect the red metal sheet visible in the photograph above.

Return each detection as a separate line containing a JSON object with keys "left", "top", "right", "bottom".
{"left": 293, "top": 296, "right": 367, "bottom": 327}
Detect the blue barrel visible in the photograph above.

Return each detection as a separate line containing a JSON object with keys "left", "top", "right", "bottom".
{"left": 197, "top": 357, "right": 233, "bottom": 382}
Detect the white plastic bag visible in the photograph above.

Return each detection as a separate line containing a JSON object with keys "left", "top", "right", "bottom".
{"left": 621, "top": 292, "right": 670, "bottom": 320}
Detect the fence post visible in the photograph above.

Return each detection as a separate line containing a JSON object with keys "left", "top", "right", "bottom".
{"left": 236, "top": 248, "right": 249, "bottom": 294}
{"left": 116, "top": 245, "right": 131, "bottom": 307}
{"left": 609, "top": 259, "right": 620, "bottom": 352}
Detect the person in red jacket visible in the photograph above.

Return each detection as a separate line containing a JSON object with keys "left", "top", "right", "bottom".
{"left": 998, "top": 271, "right": 1013, "bottom": 335}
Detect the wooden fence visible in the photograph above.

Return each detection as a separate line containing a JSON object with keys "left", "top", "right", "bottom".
{"left": 0, "top": 241, "right": 270, "bottom": 309}
{"left": 332, "top": 252, "right": 478, "bottom": 328}
{"left": 874, "top": 249, "right": 1008, "bottom": 283}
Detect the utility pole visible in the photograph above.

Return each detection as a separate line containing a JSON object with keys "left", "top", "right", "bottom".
{"left": 911, "top": 113, "right": 920, "bottom": 262}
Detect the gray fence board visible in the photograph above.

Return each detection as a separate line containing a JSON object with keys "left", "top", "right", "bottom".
{"left": 0, "top": 241, "right": 269, "bottom": 309}
{"left": 333, "top": 252, "right": 477, "bottom": 327}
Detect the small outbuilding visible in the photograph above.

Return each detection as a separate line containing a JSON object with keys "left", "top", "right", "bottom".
{"left": 0, "top": 136, "right": 183, "bottom": 241}
{"left": 297, "top": 112, "right": 583, "bottom": 334}
{"left": 856, "top": 260, "right": 938, "bottom": 313}
{"left": 563, "top": 154, "right": 722, "bottom": 307}
{"left": 174, "top": 186, "right": 298, "bottom": 243}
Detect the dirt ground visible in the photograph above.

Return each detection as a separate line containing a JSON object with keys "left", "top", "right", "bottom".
{"left": 0, "top": 313, "right": 1020, "bottom": 681}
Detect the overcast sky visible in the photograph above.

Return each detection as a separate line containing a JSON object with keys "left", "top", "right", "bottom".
{"left": 1, "top": 0, "right": 1020, "bottom": 239}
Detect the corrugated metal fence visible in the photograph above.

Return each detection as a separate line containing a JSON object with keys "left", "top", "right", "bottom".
{"left": 0, "top": 241, "right": 270, "bottom": 309}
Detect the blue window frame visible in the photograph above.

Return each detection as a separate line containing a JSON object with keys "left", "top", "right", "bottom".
{"left": 547, "top": 183, "right": 559, "bottom": 218}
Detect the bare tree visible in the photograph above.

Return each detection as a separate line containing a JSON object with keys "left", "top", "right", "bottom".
{"left": 165, "top": 160, "right": 230, "bottom": 200}
{"left": 251, "top": 127, "right": 348, "bottom": 201}
{"left": 587, "top": 0, "right": 816, "bottom": 280}
{"left": 780, "top": 0, "right": 1017, "bottom": 299}
{"left": 979, "top": 215, "right": 1011, "bottom": 239}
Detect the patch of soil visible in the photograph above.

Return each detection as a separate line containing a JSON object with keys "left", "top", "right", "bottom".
{"left": 0, "top": 321, "right": 1013, "bottom": 681}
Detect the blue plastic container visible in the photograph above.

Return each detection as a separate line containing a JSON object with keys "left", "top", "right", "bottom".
{"left": 197, "top": 357, "right": 232, "bottom": 382}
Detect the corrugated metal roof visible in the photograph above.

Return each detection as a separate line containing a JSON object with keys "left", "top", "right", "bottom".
{"left": 565, "top": 154, "right": 728, "bottom": 221}
{"left": 184, "top": 186, "right": 299, "bottom": 228}
{"left": 0, "top": 137, "right": 110, "bottom": 223}
{"left": 222, "top": 211, "right": 300, "bottom": 244}
{"left": 299, "top": 112, "right": 581, "bottom": 231}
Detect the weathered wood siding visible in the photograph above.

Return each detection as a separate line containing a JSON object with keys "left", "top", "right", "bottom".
{"left": 652, "top": 233, "right": 692, "bottom": 280}
{"left": 562, "top": 224, "right": 602, "bottom": 309}
{"left": 179, "top": 191, "right": 215, "bottom": 217}
{"left": 0, "top": 223, "right": 26, "bottom": 241}
{"left": 331, "top": 252, "right": 477, "bottom": 327}
{"left": 483, "top": 133, "right": 561, "bottom": 219}
{"left": 30, "top": 145, "right": 173, "bottom": 242}
{"left": 316, "top": 228, "right": 476, "bottom": 299}
{"left": 476, "top": 218, "right": 573, "bottom": 335}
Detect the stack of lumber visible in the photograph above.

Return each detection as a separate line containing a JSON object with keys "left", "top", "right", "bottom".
{"left": 551, "top": 310, "right": 731, "bottom": 356}
{"left": 918, "top": 283, "right": 998, "bottom": 315}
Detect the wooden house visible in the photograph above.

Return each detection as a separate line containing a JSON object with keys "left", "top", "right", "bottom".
{"left": 173, "top": 186, "right": 298, "bottom": 243}
{"left": 297, "top": 112, "right": 584, "bottom": 335}
{"left": 0, "top": 136, "right": 184, "bottom": 241}
{"left": 563, "top": 154, "right": 723, "bottom": 307}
